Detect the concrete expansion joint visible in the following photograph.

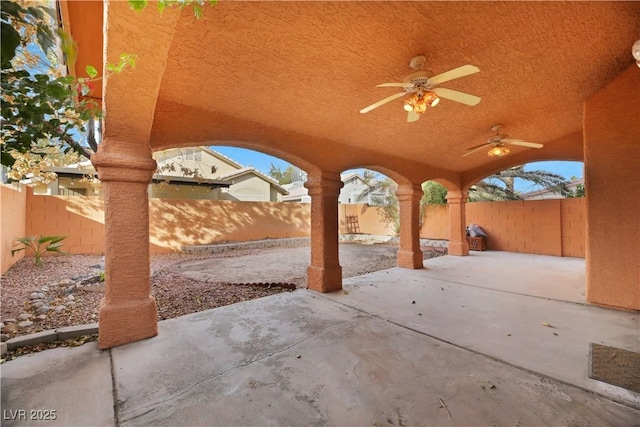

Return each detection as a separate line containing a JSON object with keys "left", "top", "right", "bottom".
{"left": 118, "top": 319, "right": 364, "bottom": 423}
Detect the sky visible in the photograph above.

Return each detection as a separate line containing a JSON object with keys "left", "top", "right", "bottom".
{"left": 213, "top": 145, "right": 584, "bottom": 188}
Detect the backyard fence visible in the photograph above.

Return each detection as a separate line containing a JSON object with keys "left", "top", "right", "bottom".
{"left": 1, "top": 184, "right": 585, "bottom": 274}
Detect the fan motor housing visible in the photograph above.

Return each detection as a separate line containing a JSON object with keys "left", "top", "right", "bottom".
{"left": 403, "top": 71, "right": 434, "bottom": 89}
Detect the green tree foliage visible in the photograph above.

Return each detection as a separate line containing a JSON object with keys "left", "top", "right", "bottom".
{"left": 1, "top": 0, "right": 215, "bottom": 183}
{"left": 567, "top": 183, "right": 585, "bottom": 198}
{"left": 268, "top": 163, "right": 298, "bottom": 185}
{"left": 1, "top": 1, "right": 99, "bottom": 179}
{"left": 469, "top": 165, "right": 570, "bottom": 202}
{"left": 421, "top": 181, "right": 448, "bottom": 205}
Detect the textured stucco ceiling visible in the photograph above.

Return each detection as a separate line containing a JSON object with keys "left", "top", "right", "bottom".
{"left": 67, "top": 1, "right": 640, "bottom": 185}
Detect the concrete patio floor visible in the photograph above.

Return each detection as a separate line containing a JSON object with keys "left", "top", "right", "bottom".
{"left": 1, "top": 251, "right": 639, "bottom": 426}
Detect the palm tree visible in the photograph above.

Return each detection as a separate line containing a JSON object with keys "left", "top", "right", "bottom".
{"left": 469, "top": 165, "right": 570, "bottom": 202}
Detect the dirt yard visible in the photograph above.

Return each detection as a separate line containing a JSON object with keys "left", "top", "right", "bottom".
{"left": 173, "top": 242, "right": 407, "bottom": 287}
{"left": 1, "top": 242, "right": 445, "bottom": 345}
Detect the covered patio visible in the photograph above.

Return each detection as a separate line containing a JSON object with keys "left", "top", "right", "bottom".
{"left": 2, "top": 252, "right": 638, "bottom": 425}
{"left": 59, "top": 0, "right": 640, "bottom": 350}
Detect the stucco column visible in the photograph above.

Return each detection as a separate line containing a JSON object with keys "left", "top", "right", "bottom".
{"left": 305, "top": 173, "right": 343, "bottom": 292}
{"left": 446, "top": 190, "right": 469, "bottom": 256}
{"left": 92, "top": 143, "right": 157, "bottom": 349}
{"left": 396, "top": 184, "right": 423, "bottom": 269}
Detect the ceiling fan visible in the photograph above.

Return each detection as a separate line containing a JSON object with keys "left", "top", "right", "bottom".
{"left": 463, "top": 125, "right": 544, "bottom": 157}
{"left": 360, "top": 55, "right": 481, "bottom": 122}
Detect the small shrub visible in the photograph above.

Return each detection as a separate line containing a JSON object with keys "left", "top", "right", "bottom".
{"left": 98, "top": 271, "right": 105, "bottom": 282}
{"left": 11, "top": 235, "right": 68, "bottom": 267}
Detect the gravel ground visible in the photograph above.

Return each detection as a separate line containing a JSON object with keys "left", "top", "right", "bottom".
{"left": 1, "top": 244, "right": 445, "bottom": 343}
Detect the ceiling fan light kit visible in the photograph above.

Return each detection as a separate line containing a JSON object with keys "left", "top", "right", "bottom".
{"left": 403, "top": 91, "right": 439, "bottom": 113}
{"left": 462, "top": 124, "right": 544, "bottom": 158}
{"left": 487, "top": 144, "right": 510, "bottom": 157}
{"left": 360, "top": 55, "right": 481, "bottom": 122}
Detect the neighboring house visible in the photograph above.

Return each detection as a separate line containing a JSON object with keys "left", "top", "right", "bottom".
{"left": 32, "top": 147, "right": 288, "bottom": 202}
{"left": 282, "top": 172, "right": 385, "bottom": 205}
{"left": 521, "top": 178, "right": 584, "bottom": 200}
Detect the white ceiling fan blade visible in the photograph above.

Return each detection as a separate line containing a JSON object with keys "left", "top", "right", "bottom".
{"left": 433, "top": 87, "right": 481, "bottom": 106}
{"left": 407, "top": 110, "right": 420, "bottom": 122}
{"left": 503, "top": 139, "right": 544, "bottom": 149}
{"left": 462, "top": 143, "right": 491, "bottom": 157}
{"left": 429, "top": 64, "right": 480, "bottom": 85}
{"left": 360, "top": 91, "right": 407, "bottom": 114}
{"left": 377, "top": 82, "right": 413, "bottom": 88}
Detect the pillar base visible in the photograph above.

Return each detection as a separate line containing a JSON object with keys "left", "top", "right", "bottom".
{"left": 397, "top": 250, "right": 424, "bottom": 269}
{"left": 98, "top": 297, "right": 158, "bottom": 349}
{"left": 448, "top": 241, "right": 469, "bottom": 256}
{"left": 307, "top": 265, "right": 342, "bottom": 292}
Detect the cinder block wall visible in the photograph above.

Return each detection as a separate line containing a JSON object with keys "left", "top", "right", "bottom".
{"left": 1, "top": 185, "right": 27, "bottom": 273}
{"left": 26, "top": 189, "right": 105, "bottom": 255}
{"left": 338, "top": 203, "right": 394, "bottom": 236}
{"left": 417, "top": 199, "right": 585, "bottom": 257}
{"left": 1, "top": 190, "right": 586, "bottom": 276}
{"left": 560, "top": 198, "right": 585, "bottom": 258}
{"left": 420, "top": 204, "right": 449, "bottom": 240}
{"left": 149, "top": 199, "right": 311, "bottom": 253}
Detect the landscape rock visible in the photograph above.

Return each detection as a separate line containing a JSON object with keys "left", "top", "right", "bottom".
{"left": 17, "top": 320, "right": 33, "bottom": 328}
{"left": 18, "top": 313, "right": 33, "bottom": 321}
{"left": 35, "top": 306, "right": 50, "bottom": 314}
{"left": 4, "top": 319, "right": 17, "bottom": 324}
{"left": 29, "top": 292, "right": 45, "bottom": 300}
{"left": 64, "top": 286, "right": 75, "bottom": 295}
{"left": 66, "top": 301, "right": 76, "bottom": 308}
{"left": 31, "top": 301, "right": 44, "bottom": 309}
{"left": 36, "top": 315, "right": 47, "bottom": 321}
{"left": 55, "top": 305, "right": 66, "bottom": 313}
{"left": 41, "top": 286, "right": 50, "bottom": 292}
{"left": 59, "top": 279, "right": 74, "bottom": 285}
{"left": 66, "top": 295, "right": 75, "bottom": 301}
{"left": 0, "top": 334, "right": 9, "bottom": 342}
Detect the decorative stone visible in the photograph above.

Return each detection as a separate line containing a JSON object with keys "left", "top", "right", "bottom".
{"left": 66, "top": 295, "right": 75, "bottom": 301}
{"left": 17, "top": 313, "right": 33, "bottom": 321}
{"left": 0, "top": 334, "right": 9, "bottom": 342}
{"left": 59, "top": 279, "right": 74, "bottom": 285}
{"left": 35, "top": 306, "right": 50, "bottom": 314}
{"left": 31, "top": 301, "right": 44, "bottom": 309}
{"left": 55, "top": 305, "right": 66, "bottom": 313}
{"left": 4, "top": 319, "right": 16, "bottom": 324}
{"left": 36, "top": 315, "right": 47, "bottom": 321}
{"left": 64, "top": 286, "right": 75, "bottom": 295}
{"left": 17, "top": 320, "right": 33, "bottom": 328}
{"left": 41, "top": 286, "right": 50, "bottom": 292}
{"left": 29, "top": 292, "right": 45, "bottom": 300}
{"left": 66, "top": 301, "right": 76, "bottom": 307}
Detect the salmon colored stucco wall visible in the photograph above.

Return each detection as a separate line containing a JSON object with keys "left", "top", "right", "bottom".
{"left": 149, "top": 199, "right": 310, "bottom": 252}
{"left": 1, "top": 185, "right": 27, "bottom": 274}
{"left": 338, "top": 203, "right": 394, "bottom": 236}
{"left": 584, "top": 65, "right": 640, "bottom": 311}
